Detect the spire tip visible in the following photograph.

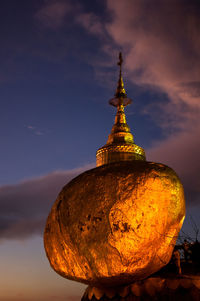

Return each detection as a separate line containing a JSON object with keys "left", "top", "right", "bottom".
{"left": 109, "top": 52, "right": 132, "bottom": 107}
{"left": 117, "top": 52, "right": 123, "bottom": 68}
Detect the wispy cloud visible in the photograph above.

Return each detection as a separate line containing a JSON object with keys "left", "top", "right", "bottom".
{"left": 49, "top": 295, "right": 81, "bottom": 301}
{"left": 105, "top": 0, "right": 200, "bottom": 127}
{"left": 75, "top": 12, "right": 105, "bottom": 37}
{"left": 35, "top": 0, "right": 72, "bottom": 29}
{"left": 0, "top": 164, "right": 94, "bottom": 240}
{"left": 27, "top": 125, "right": 36, "bottom": 130}
{"left": 35, "top": 131, "right": 44, "bottom": 136}
{"left": 26, "top": 125, "right": 44, "bottom": 136}
{"left": 0, "top": 296, "right": 81, "bottom": 301}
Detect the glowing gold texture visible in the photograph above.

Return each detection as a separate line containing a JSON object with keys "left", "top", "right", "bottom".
{"left": 96, "top": 96, "right": 146, "bottom": 166}
{"left": 44, "top": 161, "right": 185, "bottom": 287}
{"left": 96, "top": 53, "right": 145, "bottom": 167}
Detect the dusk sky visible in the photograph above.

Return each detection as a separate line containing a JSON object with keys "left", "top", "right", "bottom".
{"left": 1, "top": 0, "right": 200, "bottom": 300}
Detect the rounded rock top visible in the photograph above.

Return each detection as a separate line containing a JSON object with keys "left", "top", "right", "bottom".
{"left": 44, "top": 161, "right": 185, "bottom": 287}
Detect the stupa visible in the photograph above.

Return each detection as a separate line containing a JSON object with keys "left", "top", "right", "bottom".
{"left": 44, "top": 53, "right": 189, "bottom": 299}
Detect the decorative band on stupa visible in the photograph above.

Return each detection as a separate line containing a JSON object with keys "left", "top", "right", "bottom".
{"left": 96, "top": 52, "right": 146, "bottom": 167}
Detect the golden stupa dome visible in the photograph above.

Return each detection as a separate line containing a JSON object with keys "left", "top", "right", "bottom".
{"left": 44, "top": 53, "right": 185, "bottom": 287}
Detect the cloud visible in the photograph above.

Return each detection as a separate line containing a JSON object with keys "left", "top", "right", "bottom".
{"left": 105, "top": 0, "right": 200, "bottom": 127}
{"left": 35, "top": 0, "right": 106, "bottom": 36}
{"left": 50, "top": 296, "right": 81, "bottom": 301}
{"left": 69, "top": 0, "right": 200, "bottom": 131}
{"left": 27, "top": 125, "right": 36, "bottom": 130}
{"left": 35, "top": 0, "right": 72, "bottom": 29}
{"left": 35, "top": 131, "right": 44, "bottom": 136}
{"left": 0, "top": 296, "right": 81, "bottom": 301}
{"left": 26, "top": 125, "right": 44, "bottom": 136}
{"left": 0, "top": 164, "right": 93, "bottom": 240}
{"left": 75, "top": 12, "right": 104, "bottom": 37}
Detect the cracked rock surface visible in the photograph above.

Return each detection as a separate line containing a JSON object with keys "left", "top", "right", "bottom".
{"left": 44, "top": 161, "right": 185, "bottom": 286}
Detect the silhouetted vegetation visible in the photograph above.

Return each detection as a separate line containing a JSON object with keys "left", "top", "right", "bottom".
{"left": 159, "top": 215, "right": 200, "bottom": 276}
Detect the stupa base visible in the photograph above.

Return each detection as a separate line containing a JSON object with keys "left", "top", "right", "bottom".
{"left": 81, "top": 275, "right": 200, "bottom": 301}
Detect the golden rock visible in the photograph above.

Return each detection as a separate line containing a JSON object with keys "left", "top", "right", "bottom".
{"left": 44, "top": 161, "right": 185, "bottom": 286}
{"left": 44, "top": 53, "right": 185, "bottom": 287}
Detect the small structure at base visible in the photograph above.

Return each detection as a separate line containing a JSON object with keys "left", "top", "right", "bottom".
{"left": 82, "top": 274, "right": 200, "bottom": 301}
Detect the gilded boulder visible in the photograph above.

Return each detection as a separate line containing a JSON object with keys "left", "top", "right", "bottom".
{"left": 44, "top": 161, "right": 185, "bottom": 287}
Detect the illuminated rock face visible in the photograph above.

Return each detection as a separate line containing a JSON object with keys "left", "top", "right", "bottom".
{"left": 44, "top": 53, "right": 186, "bottom": 287}
{"left": 44, "top": 160, "right": 185, "bottom": 287}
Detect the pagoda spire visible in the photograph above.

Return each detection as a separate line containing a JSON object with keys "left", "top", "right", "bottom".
{"left": 108, "top": 52, "right": 132, "bottom": 144}
{"left": 109, "top": 52, "right": 131, "bottom": 107}
{"left": 115, "top": 52, "right": 127, "bottom": 99}
{"left": 96, "top": 52, "right": 146, "bottom": 167}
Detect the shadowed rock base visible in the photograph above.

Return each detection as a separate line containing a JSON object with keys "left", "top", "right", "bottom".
{"left": 81, "top": 275, "right": 200, "bottom": 301}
